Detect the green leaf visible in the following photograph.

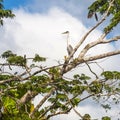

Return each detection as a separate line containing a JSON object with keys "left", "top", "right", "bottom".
{"left": 0, "top": 5, "right": 15, "bottom": 26}
{"left": 102, "top": 116, "right": 111, "bottom": 120}
{"left": 33, "top": 54, "right": 46, "bottom": 62}
{"left": 101, "top": 71, "right": 120, "bottom": 80}
{"left": 101, "top": 71, "right": 113, "bottom": 79}
{"left": 1, "top": 50, "right": 16, "bottom": 58}
{"left": 83, "top": 114, "right": 91, "bottom": 120}
{"left": 73, "top": 74, "right": 91, "bottom": 81}
{"left": 7, "top": 55, "right": 26, "bottom": 66}
{"left": 2, "top": 96, "right": 18, "bottom": 114}
{"left": 0, "top": 75, "right": 12, "bottom": 80}
{"left": 57, "top": 93, "right": 67, "bottom": 101}
{"left": 72, "top": 98, "right": 80, "bottom": 106}
{"left": 88, "top": 0, "right": 120, "bottom": 32}
{"left": 101, "top": 104, "right": 111, "bottom": 110}
{"left": 48, "top": 97, "right": 56, "bottom": 103}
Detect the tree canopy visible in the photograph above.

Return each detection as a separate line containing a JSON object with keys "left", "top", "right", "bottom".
{"left": 88, "top": 0, "right": 120, "bottom": 33}
{"left": 0, "top": 0, "right": 14, "bottom": 25}
{"left": 0, "top": 0, "right": 120, "bottom": 120}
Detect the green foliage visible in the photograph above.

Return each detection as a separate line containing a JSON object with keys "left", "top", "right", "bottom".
{"left": 0, "top": 0, "right": 15, "bottom": 25}
{"left": 56, "top": 93, "right": 67, "bottom": 101}
{"left": 1, "top": 50, "right": 26, "bottom": 66}
{"left": 101, "top": 104, "right": 111, "bottom": 110}
{"left": 88, "top": 0, "right": 120, "bottom": 33}
{"left": 101, "top": 71, "right": 120, "bottom": 79}
{"left": 2, "top": 96, "right": 18, "bottom": 114}
{"left": 0, "top": 74, "right": 12, "bottom": 80}
{"left": 102, "top": 116, "right": 111, "bottom": 120}
{"left": 33, "top": 54, "right": 46, "bottom": 62}
{"left": 1, "top": 50, "right": 16, "bottom": 58}
{"left": 0, "top": 50, "right": 120, "bottom": 120}
{"left": 49, "top": 67, "right": 61, "bottom": 79}
{"left": 71, "top": 97, "right": 80, "bottom": 106}
{"left": 7, "top": 55, "right": 26, "bottom": 66}
{"left": 83, "top": 114, "right": 91, "bottom": 120}
{"left": 73, "top": 73, "right": 91, "bottom": 81}
{"left": 89, "top": 80, "right": 103, "bottom": 94}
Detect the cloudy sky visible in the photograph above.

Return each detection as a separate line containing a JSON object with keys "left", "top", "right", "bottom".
{"left": 1, "top": 0, "right": 120, "bottom": 119}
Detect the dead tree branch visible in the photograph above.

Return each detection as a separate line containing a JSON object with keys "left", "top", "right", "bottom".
{"left": 78, "top": 35, "right": 120, "bottom": 59}
{"left": 64, "top": 50, "right": 120, "bottom": 73}
{"left": 61, "top": 0, "right": 115, "bottom": 75}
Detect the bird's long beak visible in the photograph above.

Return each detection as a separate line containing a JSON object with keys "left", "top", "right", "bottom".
{"left": 62, "top": 31, "right": 69, "bottom": 34}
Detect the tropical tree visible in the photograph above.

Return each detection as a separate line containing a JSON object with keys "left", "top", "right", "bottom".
{"left": 0, "top": 0, "right": 120, "bottom": 120}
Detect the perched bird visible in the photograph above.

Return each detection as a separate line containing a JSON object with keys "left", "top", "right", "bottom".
{"left": 67, "top": 44, "right": 73, "bottom": 56}
{"left": 62, "top": 31, "right": 73, "bottom": 56}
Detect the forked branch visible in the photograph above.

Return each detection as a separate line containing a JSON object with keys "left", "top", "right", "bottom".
{"left": 61, "top": 0, "right": 115, "bottom": 75}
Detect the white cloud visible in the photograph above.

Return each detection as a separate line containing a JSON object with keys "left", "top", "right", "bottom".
{"left": 26, "top": 0, "right": 97, "bottom": 28}
{"left": 1, "top": 6, "right": 120, "bottom": 120}
{"left": 2, "top": 7, "right": 87, "bottom": 60}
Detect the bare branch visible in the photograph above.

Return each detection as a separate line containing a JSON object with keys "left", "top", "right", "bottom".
{"left": 85, "top": 62, "right": 98, "bottom": 79}
{"left": 61, "top": 0, "right": 115, "bottom": 75}
{"left": 72, "top": 0, "right": 114, "bottom": 58}
{"left": 47, "top": 107, "right": 72, "bottom": 119}
{"left": 64, "top": 50, "right": 120, "bottom": 73}
{"left": 84, "top": 50, "right": 120, "bottom": 62}
{"left": 80, "top": 94, "right": 94, "bottom": 103}
{"left": 78, "top": 35, "right": 120, "bottom": 59}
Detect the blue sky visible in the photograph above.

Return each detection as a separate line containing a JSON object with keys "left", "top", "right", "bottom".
{"left": 1, "top": 0, "right": 120, "bottom": 120}
{"left": 3, "top": 0, "right": 95, "bottom": 26}
{"left": 4, "top": 0, "right": 119, "bottom": 34}
{"left": 4, "top": 0, "right": 29, "bottom": 9}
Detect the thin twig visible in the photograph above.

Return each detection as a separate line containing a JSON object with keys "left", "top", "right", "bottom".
{"left": 46, "top": 107, "right": 72, "bottom": 119}
{"left": 63, "top": 90, "right": 83, "bottom": 119}
{"left": 85, "top": 62, "right": 98, "bottom": 79}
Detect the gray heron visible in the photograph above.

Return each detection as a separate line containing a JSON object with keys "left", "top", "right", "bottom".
{"left": 62, "top": 31, "right": 73, "bottom": 56}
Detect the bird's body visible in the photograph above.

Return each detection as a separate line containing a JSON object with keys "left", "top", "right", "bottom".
{"left": 67, "top": 44, "right": 73, "bottom": 56}
{"left": 62, "top": 31, "right": 73, "bottom": 58}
